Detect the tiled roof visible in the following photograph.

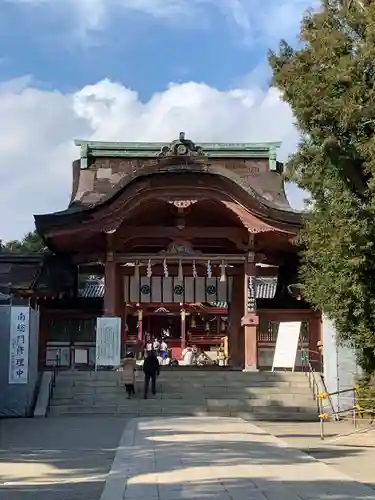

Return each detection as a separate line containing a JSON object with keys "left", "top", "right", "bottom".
{"left": 35, "top": 255, "right": 76, "bottom": 293}
{"left": 79, "top": 283, "right": 105, "bottom": 298}
{"left": 211, "top": 277, "right": 277, "bottom": 307}
{"left": 0, "top": 254, "right": 76, "bottom": 295}
{"left": 255, "top": 277, "right": 278, "bottom": 299}
{"left": 0, "top": 261, "right": 41, "bottom": 290}
{"left": 78, "top": 277, "right": 278, "bottom": 301}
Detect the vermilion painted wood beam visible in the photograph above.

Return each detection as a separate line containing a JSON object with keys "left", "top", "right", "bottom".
{"left": 117, "top": 226, "right": 247, "bottom": 239}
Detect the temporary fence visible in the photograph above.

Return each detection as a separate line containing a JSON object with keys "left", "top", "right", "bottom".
{"left": 300, "top": 348, "right": 374, "bottom": 440}
{"left": 317, "top": 385, "right": 375, "bottom": 440}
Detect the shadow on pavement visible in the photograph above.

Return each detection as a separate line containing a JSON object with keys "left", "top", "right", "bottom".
{"left": 0, "top": 416, "right": 374, "bottom": 499}
{"left": 0, "top": 417, "right": 126, "bottom": 500}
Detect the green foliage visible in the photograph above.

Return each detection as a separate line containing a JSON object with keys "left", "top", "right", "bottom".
{"left": 356, "top": 380, "right": 375, "bottom": 420}
{"left": 269, "top": 0, "right": 375, "bottom": 374}
{"left": 1, "top": 231, "right": 46, "bottom": 253}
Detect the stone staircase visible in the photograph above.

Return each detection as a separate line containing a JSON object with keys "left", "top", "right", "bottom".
{"left": 48, "top": 369, "right": 319, "bottom": 421}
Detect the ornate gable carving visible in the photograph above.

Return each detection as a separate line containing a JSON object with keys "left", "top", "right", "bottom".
{"left": 158, "top": 132, "right": 206, "bottom": 158}
{"left": 160, "top": 241, "right": 198, "bottom": 256}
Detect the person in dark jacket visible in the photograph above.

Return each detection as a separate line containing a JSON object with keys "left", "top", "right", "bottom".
{"left": 143, "top": 350, "right": 160, "bottom": 398}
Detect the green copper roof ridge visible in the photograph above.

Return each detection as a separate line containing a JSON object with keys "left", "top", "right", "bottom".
{"left": 75, "top": 139, "right": 281, "bottom": 151}
{"left": 75, "top": 139, "right": 281, "bottom": 171}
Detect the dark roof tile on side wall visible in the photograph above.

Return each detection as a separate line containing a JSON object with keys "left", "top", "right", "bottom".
{"left": 78, "top": 277, "right": 278, "bottom": 301}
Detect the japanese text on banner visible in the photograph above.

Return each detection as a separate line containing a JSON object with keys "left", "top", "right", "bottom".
{"left": 9, "top": 307, "right": 30, "bottom": 384}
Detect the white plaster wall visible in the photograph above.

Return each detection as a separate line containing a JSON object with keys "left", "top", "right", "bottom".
{"left": 322, "top": 315, "right": 359, "bottom": 414}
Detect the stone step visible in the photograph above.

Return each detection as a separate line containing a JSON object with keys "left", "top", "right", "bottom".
{"left": 51, "top": 393, "right": 316, "bottom": 406}
{"left": 54, "top": 385, "right": 312, "bottom": 400}
{"left": 58, "top": 374, "right": 311, "bottom": 383}
{"left": 51, "top": 395, "right": 316, "bottom": 409}
{"left": 52, "top": 390, "right": 314, "bottom": 403}
{"left": 49, "top": 370, "right": 317, "bottom": 422}
{"left": 56, "top": 370, "right": 310, "bottom": 382}
{"left": 49, "top": 402, "right": 317, "bottom": 414}
{"left": 48, "top": 405, "right": 318, "bottom": 422}
{"left": 56, "top": 380, "right": 311, "bottom": 392}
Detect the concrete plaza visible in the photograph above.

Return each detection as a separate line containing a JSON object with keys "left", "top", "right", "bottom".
{"left": 1, "top": 416, "right": 375, "bottom": 500}
{"left": 101, "top": 417, "right": 375, "bottom": 500}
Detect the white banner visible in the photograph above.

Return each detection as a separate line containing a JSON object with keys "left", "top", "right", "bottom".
{"left": 9, "top": 306, "right": 30, "bottom": 384}
{"left": 96, "top": 317, "right": 121, "bottom": 367}
{"left": 272, "top": 321, "right": 301, "bottom": 371}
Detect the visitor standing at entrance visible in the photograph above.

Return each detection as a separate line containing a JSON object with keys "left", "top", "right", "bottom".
{"left": 153, "top": 337, "right": 160, "bottom": 354}
{"left": 182, "top": 344, "right": 194, "bottom": 365}
{"left": 120, "top": 352, "right": 136, "bottom": 399}
{"left": 143, "top": 350, "right": 160, "bottom": 398}
{"left": 160, "top": 339, "right": 168, "bottom": 365}
{"left": 144, "top": 332, "right": 153, "bottom": 358}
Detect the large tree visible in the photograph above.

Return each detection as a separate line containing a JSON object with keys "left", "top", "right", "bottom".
{"left": 1, "top": 231, "right": 46, "bottom": 253}
{"left": 269, "top": 0, "right": 375, "bottom": 375}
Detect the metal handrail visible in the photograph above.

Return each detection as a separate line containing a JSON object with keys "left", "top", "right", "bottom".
{"left": 300, "top": 348, "right": 336, "bottom": 437}
{"left": 47, "top": 354, "right": 60, "bottom": 414}
{"left": 301, "top": 349, "right": 321, "bottom": 399}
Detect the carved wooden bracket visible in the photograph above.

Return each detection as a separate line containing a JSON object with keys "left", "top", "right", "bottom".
{"left": 247, "top": 226, "right": 276, "bottom": 234}
{"left": 288, "top": 234, "right": 300, "bottom": 245}
{"left": 106, "top": 250, "right": 114, "bottom": 262}
{"left": 246, "top": 251, "right": 255, "bottom": 263}
{"left": 222, "top": 201, "right": 276, "bottom": 233}
{"left": 168, "top": 200, "right": 198, "bottom": 209}
{"left": 102, "top": 218, "right": 123, "bottom": 234}
{"left": 160, "top": 240, "right": 199, "bottom": 256}
{"left": 241, "top": 313, "right": 259, "bottom": 327}
{"left": 255, "top": 252, "right": 266, "bottom": 263}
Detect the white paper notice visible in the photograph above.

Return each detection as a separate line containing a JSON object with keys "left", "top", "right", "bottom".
{"left": 272, "top": 321, "right": 301, "bottom": 371}
{"left": 96, "top": 317, "right": 121, "bottom": 367}
{"left": 75, "top": 349, "right": 88, "bottom": 364}
{"left": 8, "top": 306, "right": 30, "bottom": 384}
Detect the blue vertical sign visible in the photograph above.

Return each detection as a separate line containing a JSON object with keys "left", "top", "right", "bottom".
{"left": 9, "top": 307, "right": 30, "bottom": 384}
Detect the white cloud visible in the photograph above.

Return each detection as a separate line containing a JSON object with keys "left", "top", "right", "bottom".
{"left": 0, "top": 76, "right": 304, "bottom": 241}
{"left": 6, "top": 0, "right": 318, "bottom": 43}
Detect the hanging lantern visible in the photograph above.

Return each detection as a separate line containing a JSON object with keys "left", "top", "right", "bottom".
{"left": 178, "top": 259, "right": 183, "bottom": 281}
{"left": 207, "top": 260, "right": 212, "bottom": 278}
{"left": 163, "top": 258, "right": 169, "bottom": 278}
{"left": 192, "top": 260, "right": 198, "bottom": 278}
{"left": 220, "top": 260, "right": 226, "bottom": 282}
{"left": 146, "top": 259, "right": 152, "bottom": 278}
{"left": 134, "top": 261, "right": 140, "bottom": 280}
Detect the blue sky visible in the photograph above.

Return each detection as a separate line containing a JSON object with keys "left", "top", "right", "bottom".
{"left": 1, "top": 2, "right": 265, "bottom": 95}
{"left": 0, "top": 0, "right": 316, "bottom": 240}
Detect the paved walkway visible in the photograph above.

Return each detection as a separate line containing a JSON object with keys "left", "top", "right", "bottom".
{"left": 0, "top": 417, "right": 126, "bottom": 500}
{"left": 101, "top": 417, "right": 375, "bottom": 500}
{"left": 260, "top": 421, "right": 375, "bottom": 489}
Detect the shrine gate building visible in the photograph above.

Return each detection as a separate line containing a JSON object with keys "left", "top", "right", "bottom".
{"left": 23, "top": 133, "right": 321, "bottom": 370}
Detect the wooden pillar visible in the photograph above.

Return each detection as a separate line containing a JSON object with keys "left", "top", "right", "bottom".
{"left": 180, "top": 308, "right": 186, "bottom": 350}
{"left": 104, "top": 250, "right": 117, "bottom": 316}
{"left": 241, "top": 252, "right": 259, "bottom": 371}
{"left": 137, "top": 309, "right": 143, "bottom": 356}
{"left": 38, "top": 308, "right": 48, "bottom": 368}
{"left": 228, "top": 272, "right": 243, "bottom": 367}
{"left": 123, "top": 305, "right": 129, "bottom": 357}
